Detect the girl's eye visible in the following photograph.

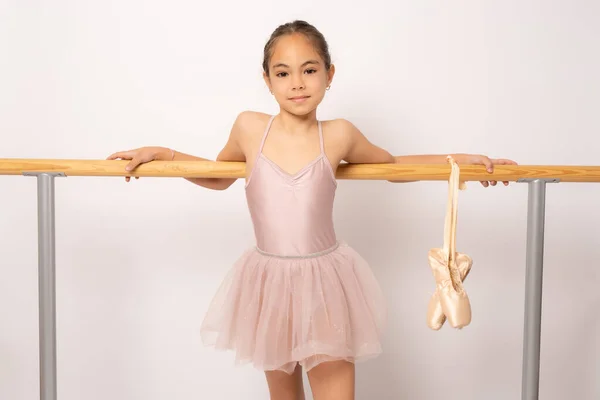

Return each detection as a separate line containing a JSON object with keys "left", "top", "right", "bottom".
{"left": 305, "top": 69, "right": 316, "bottom": 74}
{"left": 276, "top": 72, "right": 288, "bottom": 77}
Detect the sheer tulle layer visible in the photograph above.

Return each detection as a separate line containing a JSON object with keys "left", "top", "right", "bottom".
{"left": 199, "top": 242, "right": 387, "bottom": 374}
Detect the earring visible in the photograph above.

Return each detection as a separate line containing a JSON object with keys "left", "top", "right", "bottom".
{"left": 326, "top": 85, "right": 331, "bottom": 91}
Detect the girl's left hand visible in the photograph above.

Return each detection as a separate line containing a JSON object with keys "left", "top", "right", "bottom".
{"left": 454, "top": 154, "right": 518, "bottom": 187}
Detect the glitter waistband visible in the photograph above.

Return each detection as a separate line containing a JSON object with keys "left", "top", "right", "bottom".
{"left": 254, "top": 241, "right": 340, "bottom": 259}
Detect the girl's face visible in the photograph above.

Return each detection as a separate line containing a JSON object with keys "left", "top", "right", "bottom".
{"left": 264, "top": 33, "right": 335, "bottom": 117}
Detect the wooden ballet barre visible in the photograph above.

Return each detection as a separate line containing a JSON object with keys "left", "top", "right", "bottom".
{"left": 2, "top": 158, "right": 600, "bottom": 182}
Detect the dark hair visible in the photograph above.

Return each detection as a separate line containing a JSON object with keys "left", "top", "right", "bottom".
{"left": 262, "top": 20, "right": 332, "bottom": 76}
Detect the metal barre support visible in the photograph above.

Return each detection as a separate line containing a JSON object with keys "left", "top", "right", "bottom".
{"left": 518, "top": 178, "right": 557, "bottom": 399}
{"left": 24, "top": 172, "right": 65, "bottom": 400}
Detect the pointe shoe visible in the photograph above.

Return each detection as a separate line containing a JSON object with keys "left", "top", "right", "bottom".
{"left": 426, "top": 155, "right": 473, "bottom": 330}
{"left": 426, "top": 251, "right": 472, "bottom": 330}
{"left": 427, "top": 248, "right": 472, "bottom": 329}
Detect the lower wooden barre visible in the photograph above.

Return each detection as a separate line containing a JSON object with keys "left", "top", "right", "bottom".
{"left": 1, "top": 158, "right": 600, "bottom": 182}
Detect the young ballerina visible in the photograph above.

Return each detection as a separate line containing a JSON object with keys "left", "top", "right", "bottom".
{"left": 107, "top": 20, "right": 516, "bottom": 400}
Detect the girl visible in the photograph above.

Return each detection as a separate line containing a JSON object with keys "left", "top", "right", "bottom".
{"left": 107, "top": 20, "right": 516, "bottom": 400}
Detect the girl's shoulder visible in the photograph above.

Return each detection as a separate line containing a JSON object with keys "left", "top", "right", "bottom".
{"left": 229, "top": 110, "right": 273, "bottom": 156}
{"left": 235, "top": 110, "right": 272, "bottom": 129}
{"left": 321, "top": 118, "right": 354, "bottom": 132}
{"left": 231, "top": 110, "right": 271, "bottom": 137}
{"left": 320, "top": 118, "right": 361, "bottom": 148}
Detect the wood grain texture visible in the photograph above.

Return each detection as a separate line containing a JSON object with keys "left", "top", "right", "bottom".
{"left": 1, "top": 158, "right": 600, "bottom": 182}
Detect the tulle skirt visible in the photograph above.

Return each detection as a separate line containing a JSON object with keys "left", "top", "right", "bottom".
{"left": 199, "top": 241, "right": 387, "bottom": 374}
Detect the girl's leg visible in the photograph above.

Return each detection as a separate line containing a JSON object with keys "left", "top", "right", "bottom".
{"left": 306, "top": 360, "right": 355, "bottom": 400}
{"left": 265, "top": 363, "right": 306, "bottom": 400}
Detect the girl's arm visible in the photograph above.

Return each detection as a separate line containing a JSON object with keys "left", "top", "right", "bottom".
{"left": 175, "top": 116, "right": 247, "bottom": 190}
{"left": 340, "top": 120, "right": 396, "bottom": 164}
{"left": 107, "top": 113, "right": 248, "bottom": 191}
{"left": 340, "top": 120, "right": 517, "bottom": 186}
{"left": 173, "top": 141, "right": 244, "bottom": 190}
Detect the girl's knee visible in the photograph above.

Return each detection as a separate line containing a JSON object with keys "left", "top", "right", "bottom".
{"left": 307, "top": 359, "right": 355, "bottom": 400}
{"left": 265, "top": 364, "right": 305, "bottom": 400}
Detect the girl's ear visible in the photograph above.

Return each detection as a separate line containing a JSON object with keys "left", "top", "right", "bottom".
{"left": 263, "top": 71, "right": 273, "bottom": 93}
{"left": 327, "top": 64, "right": 336, "bottom": 87}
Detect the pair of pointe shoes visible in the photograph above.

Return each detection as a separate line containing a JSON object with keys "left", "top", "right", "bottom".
{"left": 427, "top": 249, "right": 472, "bottom": 330}
{"left": 426, "top": 156, "right": 473, "bottom": 330}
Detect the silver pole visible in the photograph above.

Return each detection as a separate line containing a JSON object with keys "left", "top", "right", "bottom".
{"left": 25, "top": 172, "right": 64, "bottom": 400}
{"left": 519, "top": 178, "right": 555, "bottom": 399}
{"left": 38, "top": 173, "right": 57, "bottom": 400}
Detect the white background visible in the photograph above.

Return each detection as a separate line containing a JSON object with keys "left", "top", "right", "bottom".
{"left": 1, "top": 1, "right": 599, "bottom": 399}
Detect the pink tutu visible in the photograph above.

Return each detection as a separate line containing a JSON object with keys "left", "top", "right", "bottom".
{"left": 199, "top": 241, "right": 387, "bottom": 374}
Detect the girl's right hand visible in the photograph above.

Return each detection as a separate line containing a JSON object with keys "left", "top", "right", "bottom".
{"left": 106, "top": 146, "right": 172, "bottom": 182}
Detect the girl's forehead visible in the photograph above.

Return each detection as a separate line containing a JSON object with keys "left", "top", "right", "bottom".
{"left": 271, "top": 34, "right": 321, "bottom": 62}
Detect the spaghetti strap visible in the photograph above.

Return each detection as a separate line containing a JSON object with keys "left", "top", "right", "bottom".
{"left": 258, "top": 115, "right": 276, "bottom": 155}
{"left": 318, "top": 120, "right": 337, "bottom": 185}
{"left": 318, "top": 121, "right": 324, "bottom": 155}
{"left": 245, "top": 114, "right": 275, "bottom": 188}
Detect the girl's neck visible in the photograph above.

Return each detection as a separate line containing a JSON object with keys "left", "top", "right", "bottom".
{"left": 276, "top": 109, "right": 318, "bottom": 136}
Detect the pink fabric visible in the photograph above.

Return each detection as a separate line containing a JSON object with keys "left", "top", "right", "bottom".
{"left": 199, "top": 115, "right": 387, "bottom": 374}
